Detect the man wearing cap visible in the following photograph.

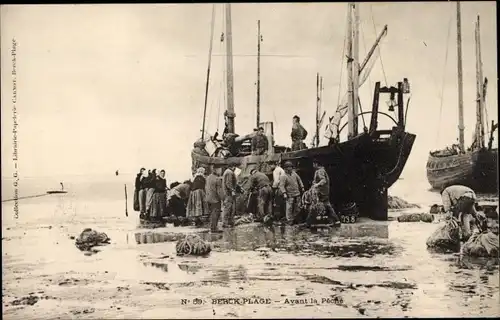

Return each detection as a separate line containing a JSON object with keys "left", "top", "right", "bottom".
{"left": 249, "top": 168, "right": 273, "bottom": 221}
{"left": 206, "top": 166, "right": 224, "bottom": 232}
{"left": 252, "top": 127, "right": 269, "bottom": 155}
{"left": 291, "top": 116, "right": 308, "bottom": 151}
{"left": 279, "top": 161, "right": 305, "bottom": 224}
{"left": 441, "top": 185, "right": 485, "bottom": 240}
{"left": 312, "top": 159, "right": 340, "bottom": 226}
{"left": 222, "top": 165, "right": 238, "bottom": 227}
{"left": 270, "top": 161, "right": 286, "bottom": 220}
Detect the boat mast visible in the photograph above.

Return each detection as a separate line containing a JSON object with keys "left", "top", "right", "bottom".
{"left": 475, "top": 15, "right": 485, "bottom": 149}
{"left": 201, "top": 4, "right": 216, "bottom": 140}
{"left": 347, "top": 2, "right": 360, "bottom": 139}
{"left": 225, "top": 3, "right": 236, "bottom": 134}
{"left": 456, "top": 2, "right": 465, "bottom": 151}
{"left": 316, "top": 73, "right": 320, "bottom": 147}
{"left": 256, "top": 20, "right": 262, "bottom": 128}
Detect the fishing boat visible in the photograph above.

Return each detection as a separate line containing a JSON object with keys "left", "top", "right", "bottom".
{"left": 191, "top": 3, "right": 416, "bottom": 221}
{"left": 47, "top": 182, "right": 67, "bottom": 194}
{"left": 426, "top": 2, "right": 498, "bottom": 193}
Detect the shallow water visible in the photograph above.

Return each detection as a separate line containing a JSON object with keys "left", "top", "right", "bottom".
{"left": 2, "top": 178, "right": 499, "bottom": 319}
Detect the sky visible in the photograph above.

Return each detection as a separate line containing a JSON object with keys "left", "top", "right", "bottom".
{"left": 1, "top": 2, "right": 497, "bottom": 183}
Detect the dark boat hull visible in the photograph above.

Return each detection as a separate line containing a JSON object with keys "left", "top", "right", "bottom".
{"left": 192, "top": 129, "right": 416, "bottom": 221}
{"left": 46, "top": 191, "right": 68, "bottom": 194}
{"left": 426, "top": 148, "right": 498, "bottom": 193}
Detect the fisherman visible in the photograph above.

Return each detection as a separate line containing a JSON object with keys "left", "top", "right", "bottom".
{"left": 144, "top": 169, "right": 157, "bottom": 220}
{"left": 222, "top": 165, "right": 238, "bottom": 228}
{"left": 249, "top": 168, "right": 273, "bottom": 222}
{"left": 270, "top": 161, "right": 286, "bottom": 221}
{"left": 168, "top": 180, "right": 191, "bottom": 219}
{"left": 279, "top": 161, "right": 305, "bottom": 225}
{"left": 252, "top": 127, "right": 269, "bottom": 155}
{"left": 134, "top": 168, "right": 145, "bottom": 213}
{"left": 311, "top": 158, "right": 341, "bottom": 226}
{"left": 291, "top": 115, "right": 308, "bottom": 151}
{"left": 206, "top": 166, "right": 224, "bottom": 232}
{"left": 441, "top": 185, "right": 486, "bottom": 241}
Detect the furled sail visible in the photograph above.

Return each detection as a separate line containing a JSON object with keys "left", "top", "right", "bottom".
{"left": 324, "top": 49, "right": 379, "bottom": 141}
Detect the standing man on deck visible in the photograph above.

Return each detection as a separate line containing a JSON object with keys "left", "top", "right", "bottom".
{"left": 249, "top": 168, "right": 273, "bottom": 222}
{"left": 252, "top": 127, "right": 269, "bottom": 155}
{"left": 311, "top": 158, "right": 340, "bottom": 226}
{"left": 206, "top": 166, "right": 224, "bottom": 232}
{"left": 291, "top": 115, "right": 308, "bottom": 151}
{"left": 279, "top": 161, "right": 305, "bottom": 225}
{"left": 222, "top": 165, "right": 238, "bottom": 228}
{"left": 441, "top": 185, "right": 486, "bottom": 241}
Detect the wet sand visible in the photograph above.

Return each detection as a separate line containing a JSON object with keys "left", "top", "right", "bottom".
{"left": 2, "top": 193, "right": 499, "bottom": 319}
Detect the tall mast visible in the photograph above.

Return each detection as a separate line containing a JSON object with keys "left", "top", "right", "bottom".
{"left": 456, "top": 2, "right": 465, "bottom": 151}
{"left": 475, "top": 15, "right": 485, "bottom": 149}
{"left": 225, "top": 3, "right": 236, "bottom": 134}
{"left": 316, "top": 73, "right": 320, "bottom": 147}
{"left": 256, "top": 20, "right": 261, "bottom": 128}
{"left": 201, "top": 4, "right": 216, "bottom": 140}
{"left": 347, "top": 2, "right": 359, "bottom": 139}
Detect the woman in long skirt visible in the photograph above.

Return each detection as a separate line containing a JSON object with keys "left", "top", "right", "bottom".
{"left": 187, "top": 167, "right": 208, "bottom": 226}
{"left": 134, "top": 168, "right": 145, "bottom": 212}
{"left": 151, "top": 170, "right": 168, "bottom": 221}
{"left": 145, "top": 169, "right": 157, "bottom": 218}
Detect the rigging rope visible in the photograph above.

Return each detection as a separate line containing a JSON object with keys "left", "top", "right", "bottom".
{"left": 369, "top": 5, "right": 388, "bottom": 86}
{"left": 436, "top": 8, "right": 453, "bottom": 144}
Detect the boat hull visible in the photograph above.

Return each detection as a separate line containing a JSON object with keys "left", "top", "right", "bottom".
{"left": 192, "top": 129, "right": 416, "bottom": 221}
{"left": 426, "top": 148, "right": 498, "bottom": 193}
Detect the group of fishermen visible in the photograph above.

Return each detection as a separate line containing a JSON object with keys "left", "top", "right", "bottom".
{"left": 133, "top": 158, "right": 341, "bottom": 232}
{"left": 250, "top": 115, "right": 309, "bottom": 155}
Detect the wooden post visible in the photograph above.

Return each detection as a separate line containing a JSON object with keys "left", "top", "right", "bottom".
{"left": 316, "top": 73, "right": 320, "bottom": 147}
{"left": 124, "top": 184, "right": 128, "bottom": 217}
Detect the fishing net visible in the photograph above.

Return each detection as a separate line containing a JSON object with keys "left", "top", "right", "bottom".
{"left": 75, "top": 228, "right": 111, "bottom": 251}
{"left": 426, "top": 217, "right": 461, "bottom": 253}
{"left": 397, "top": 213, "right": 434, "bottom": 223}
{"left": 462, "top": 231, "right": 499, "bottom": 258}
{"left": 176, "top": 234, "right": 211, "bottom": 256}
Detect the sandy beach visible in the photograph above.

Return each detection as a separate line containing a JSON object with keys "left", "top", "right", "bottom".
{"left": 2, "top": 177, "right": 499, "bottom": 319}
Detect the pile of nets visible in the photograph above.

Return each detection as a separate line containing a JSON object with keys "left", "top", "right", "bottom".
{"left": 176, "top": 234, "right": 211, "bottom": 256}
{"left": 387, "top": 195, "right": 420, "bottom": 210}
{"left": 426, "top": 217, "right": 461, "bottom": 253}
{"left": 75, "top": 228, "right": 111, "bottom": 251}
{"left": 397, "top": 213, "right": 434, "bottom": 223}
{"left": 302, "top": 188, "right": 329, "bottom": 225}
{"left": 235, "top": 213, "right": 255, "bottom": 226}
{"left": 462, "top": 231, "right": 499, "bottom": 258}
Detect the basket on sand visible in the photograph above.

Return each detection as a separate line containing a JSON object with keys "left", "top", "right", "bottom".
{"left": 462, "top": 231, "right": 499, "bottom": 258}
{"left": 176, "top": 234, "right": 211, "bottom": 256}
{"left": 426, "top": 218, "right": 461, "bottom": 253}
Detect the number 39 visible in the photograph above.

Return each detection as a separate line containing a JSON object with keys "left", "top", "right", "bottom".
{"left": 340, "top": 215, "right": 356, "bottom": 224}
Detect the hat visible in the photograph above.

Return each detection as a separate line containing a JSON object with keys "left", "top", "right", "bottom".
{"left": 283, "top": 161, "right": 293, "bottom": 168}
{"left": 250, "top": 168, "right": 257, "bottom": 174}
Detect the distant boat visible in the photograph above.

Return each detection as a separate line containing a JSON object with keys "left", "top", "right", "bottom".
{"left": 47, "top": 182, "right": 67, "bottom": 194}
{"left": 46, "top": 190, "right": 67, "bottom": 194}
{"left": 426, "top": 4, "right": 498, "bottom": 192}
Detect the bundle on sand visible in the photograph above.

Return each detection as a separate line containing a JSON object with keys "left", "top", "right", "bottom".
{"left": 235, "top": 213, "right": 255, "bottom": 226}
{"left": 426, "top": 218, "right": 461, "bottom": 253}
{"left": 176, "top": 234, "right": 211, "bottom": 256}
{"left": 429, "top": 204, "right": 444, "bottom": 214}
{"left": 388, "top": 195, "right": 420, "bottom": 210}
{"left": 75, "top": 228, "right": 111, "bottom": 251}
{"left": 462, "top": 231, "right": 499, "bottom": 258}
{"left": 397, "top": 213, "right": 434, "bottom": 223}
